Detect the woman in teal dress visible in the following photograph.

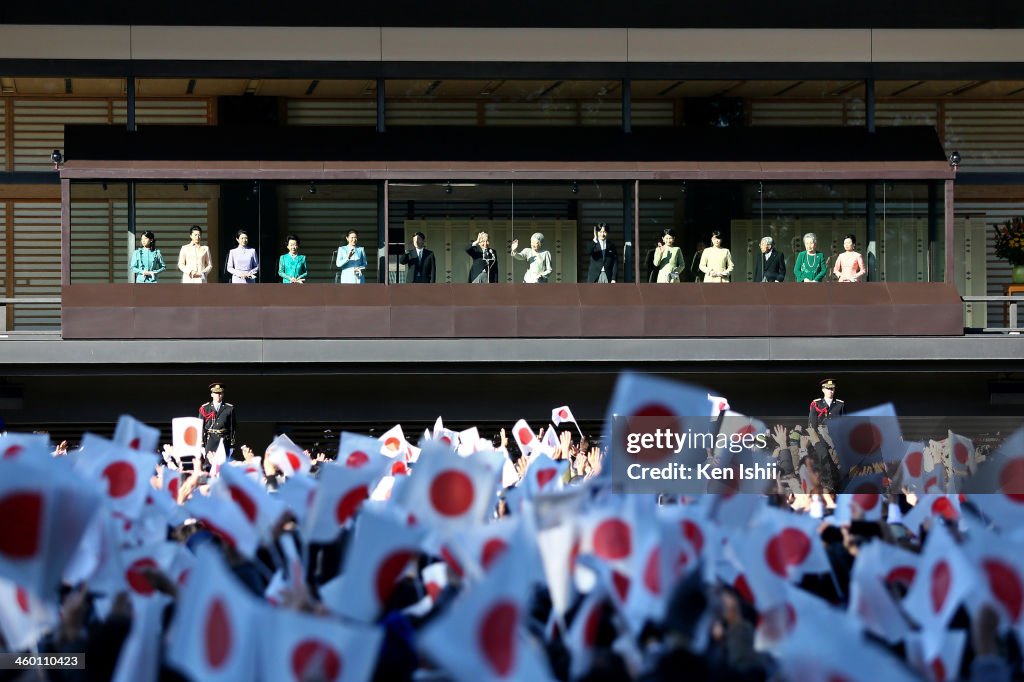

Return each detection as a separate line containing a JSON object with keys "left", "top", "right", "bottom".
{"left": 278, "top": 234, "right": 308, "bottom": 284}
{"left": 794, "top": 232, "right": 827, "bottom": 283}
{"left": 130, "top": 231, "right": 166, "bottom": 283}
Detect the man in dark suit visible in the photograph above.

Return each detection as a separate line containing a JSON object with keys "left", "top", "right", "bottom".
{"left": 753, "top": 236, "right": 787, "bottom": 282}
{"left": 587, "top": 224, "right": 618, "bottom": 283}
{"left": 199, "top": 382, "right": 236, "bottom": 457}
{"left": 467, "top": 232, "right": 499, "bottom": 283}
{"left": 399, "top": 231, "right": 436, "bottom": 283}
{"left": 808, "top": 378, "right": 845, "bottom": 429}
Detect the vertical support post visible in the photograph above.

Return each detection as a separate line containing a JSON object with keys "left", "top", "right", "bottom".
{"left": 622, "top": 78, "right": 632, "bottom": 134}
{"left": 927, "top": 181, "right": 938, "bottom": 282}
{"left": 865, "top": 78, "right": 875, "bottom": 133}
{"left": 944, "top": 178, "right": 955, "bottom": 283}
{"left": 634, "top": 180, "right": 640, "bottom": 283}
{"left": 381, "top": 180, "right": 389, "bottom": 284}
{"left": 60, "top": 178, "right": 71, "bottom": 287}
{"left": 376, "top": 78, "right": 386, "bottom": 133}
{"left": 126, "top": 74, "right": 137, "bottom": 132}
{"left": 866, "top": 182, "right": 877, "bottom": 281}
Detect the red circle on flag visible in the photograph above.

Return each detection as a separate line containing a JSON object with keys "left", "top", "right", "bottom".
{"left": 885, "top": 566, "right": 917, "bottom": 590}
{"left": 479, "top": 601, "right": 518, "bottom": 677}
{"left": 681, "top": 520, "right": 705, "bottom": 554}
{"left": 953, "top": 442, "right": 970, "bottom": 465}
{"left": 930, "top": 560, "right": 952, "bottom": 614}
{"left": 592, "top": 519, "right": 631, "bottom": 560}
{"left": 384, "top": 437, "right": 401, "bottom": 452}
{"left": 930, "top": 658, "right": 946, "bottom": 682}
{"left": 286, "top": 452, "right": 301, "bottom": 471}
{"left": 391, "top": 461, "right": 409, "bottom": 476}
{"left": 429, "top": 470, "right": 475, "bottom": 517}
{"left": 643, "top": 547, "right": 660, "bottom": 594}
{"left": 15, "top": 587, "right": 30, "bottom": 614}
{"left": 558, "top": 409, "right": 569, "bottom": 420}
{"left": 228, "top": 485, "right": 258, "bottom": 523}
{"left": 183, "top": 426, "right": 199, "bottom": 447}
{"left": 426, "top": 581, "right": 442, "bottom": 600}
{"left": 852, "top": 483, "right": 880, "bottom": 512}
{"left": 126, "top": 558, "right": 159, "bottom": 595}
{"left": 3, "top": 445, "right": 23, "bottom": 459}
{"left": 904, "top": 450, "right": 924, "bottom": 478}
{"left": 999, "top": 459, "right": 1024, "bottom": 503}
{"left": 583, "top": 601, "right": 603, "bottom": 646}
{"left": 536, "top": 468, "right": 558, "bottom": 489}
{"left": 931, "top": 497, "right": 956, "bottom": 520}
{"left": 734, "top": 575, "right": 754, "bottom": 604}
{"left": 129, "top": 437, "right": 141, "bottom": 450}
{"left": 375, "top": 550, "right": 417, "bottom": 605}
{"left": 441, "top": 545, "right": 464, "bottom": 578}
{"left": 291, "top": 639, "right": 342, "bottom": 682}
{"left": 517, "top": 427, "right": 533, "bottom": 445}
{"left": 440, "top": 436, "right": 452, "bottom": 446}
{"left": 335, "top": 485, "right": 370, "bottom": 525}
{"left": 103, "top": 461, "right": 137, "bottom": 499}
{"left": 345, "top": 451, "right": 369, "bottom": 468}
{"left": 982, "top": 559, "right": 1023, "bottom": 623}
{"left": 481, "top": 538, "right": 509, "bottom": 571}
{"left": 764, "top": 528, "right": 812, "bottom": 578}
{"left": 847, "top": 422, "right": 883, "bottom": 456}
{"left": 0, "top": 492, "right": 43, "bottom": 558}
{"left": 611, "top": 571, "right": 630, "bottom": 602}
{"left": 204, "top": 598, "right": 233, "bottom": 669}
{"left": 737, "top": 424, "right": 758, "bottom": 438}
{"left": 168, "top": 478, "right": 180, "bottom": 500}
{"left": 624, "top": 404, "right": 680, "bottom": 464}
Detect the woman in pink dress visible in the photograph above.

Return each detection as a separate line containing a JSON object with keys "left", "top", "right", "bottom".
{"left": 833, "top": 234, "right": 866, "bottom": 282}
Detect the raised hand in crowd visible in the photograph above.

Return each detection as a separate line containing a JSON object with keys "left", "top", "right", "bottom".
{"left": 771, "top": 424, "right": 789, "bottom": 450}
{"left": 499, "top": 427, "right": 509, "bottom": 451}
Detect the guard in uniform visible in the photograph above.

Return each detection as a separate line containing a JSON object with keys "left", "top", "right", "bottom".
{"left": 808, "top": 378, "right": 845, "bottom": 430}
{"left": 199, "top": 382, "right": 236, "bottom": 456}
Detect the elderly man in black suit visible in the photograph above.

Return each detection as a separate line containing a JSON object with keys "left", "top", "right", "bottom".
{"left": 399, "top": 231, "right": 436, "bottom": 283}
{"left": 587, "top": 223, "right": 618, "bottom": 283}
{"left": 753, "top": 236, "right": 786, "bottom": 282}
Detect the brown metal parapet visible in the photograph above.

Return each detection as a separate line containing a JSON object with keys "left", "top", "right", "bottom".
{"left": 61, "top": 282, "right": 964, "bottom": 340}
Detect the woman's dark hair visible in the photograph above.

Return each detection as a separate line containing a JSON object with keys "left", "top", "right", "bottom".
{"left": 285, "top": 234, "right": 300, "bottom": 246}
{"left": 661, "top": 228, "right": 677, "bottom": 239}
{"left": 710, "top": 230, "right": 723, "bottom": 239}
{"left": 189, "top": 225, "right": 202, "bottom": 236}
{"left": 345, "top": 229, "right": 358, "bottom": 238}
{"left": 844, "top": 233, "right": 857, "bottom": 245}
{"left": 141, "top": 230, "right": 156, "bottom": 249}
{"left": 235, "top": 229, "right": 249, "bottom": 239}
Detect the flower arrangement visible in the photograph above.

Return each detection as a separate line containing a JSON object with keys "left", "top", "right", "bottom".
{"left": 994, "top": 217, "right": 1024, "bottom": 266}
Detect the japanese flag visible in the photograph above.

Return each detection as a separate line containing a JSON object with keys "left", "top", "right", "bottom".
{"left": 707, "top": 394, "right": 731, "bottom": 419}
{"left": 962, "top": 527, "right": 1024, "bottom": 641}
{"left": 275, "top": 473, "right": 318, "bottom": 525}
{"left": 111, "top": 594, "right": 166, "bottom": 682}
{"left": 948, "top": 430, "right": 976, "bottom": 475}
{"left": 267, "top": 434, "right": 310, "bottom": 478}
{"left": 902, "top": 494, "right": 961, "bottom": 536}
{"left": 0, "top": 577, "right": 58, "bottom": 650}
{"left": 419, "top": 550, "right": 552, "bottom": 682}
{"left": 74, "top": 435, "right": 159, "bottom": 519}
{"left": 113, "top": 415, "right": 161, "bottom": 454}
{"left": 304, "top": 460, "right": 389, "bottom": 543}
{"left": 213, "top": 464, "right": 286, "bottom": 539}
{"left": 828, "top": 403, "right": 904, "bottom": 475}
{"left": 422, "top": 561, "right": 449, "bottom": 603}
{"left": 259, "top": 608, "right": 383, "bottom": 682}
{"left": 551, "top": 406, "right": 577, "bottom": 426}
{"left": 755, "top": 582, "right": 860, "bottom": 655}
{"left": 0, "top": 457, "right": 101, "bottom": 600}
{"left": 536, "top": 520, "right": 578, "bottom": 617}
{"left": 903, "top": 524, "right": 976, "bottom": 657}
{"left": 624, "top": 516, "right": 667, "bottom": 631}
{"left": 378, "top": 424, "right": 409, "bottom": 459}
{"left": 898, "top": 441, "right": 927, "bottom": 492}
{"left": 775, "top": 618, "right": 918, "bottom": 682}
{"left": 187, "top": 494, "right": 260, "bottom": 559}
{"left": 0, "top": 432, "right": 51, "bottom": 461}
{"left": 112, "top": 542, "right": 181, "bottom": 599}
{"left": 511, "top": 419, "right": 537, "bottom": 457}
{"left": 564, "top": 587, "right": 608, "bottom": 680}
{"left": 337, "top": 432, "right": 389, "bottom": 471}
{"left": 847, "top": 541, "right": 913, "bottom": 644}
{"left": 836, "top": 472, "right": 886, "bottom": 522}
{"left": 905, "top": 630, "right": 966, "bottom": 682}
{"left": 457, "top": 427, "right": 481, "bottom": 456}
{"left": 393, "top": 444, "right": 499, "bottom": 534}
{"left": 714, "top": 411, "right": 768, "bottom": 459}
{"left": 542, "top": 424, "right": 560, "bottom": 454}
{"left": 171, "top": 417, "right": 204, "bottom": 459}
{"left": 962, "top": 426, "right": 1024, "bottom": 531}
{"left": 658, "top": 506, "right": 716, "bottom": 589}
{"left": 167, "top": 546, "right": 259, "bottom": 682}
{"left": 320, "top": 507, "right": 426, "bottom": 623}
{"left": 524, "top": 453, "right": 568, "bottom": 497}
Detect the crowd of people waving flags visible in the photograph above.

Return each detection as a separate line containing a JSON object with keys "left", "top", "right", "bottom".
{"left": 0, "top": 372, "right": 1022, "bottom": 681}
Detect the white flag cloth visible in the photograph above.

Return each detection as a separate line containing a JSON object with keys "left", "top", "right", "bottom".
{"left": 898, "top": 441, "right": 927, "bottom": 493}
{"left": 511, "top": 419, "right": 537, "bottom": 456}
{"left": 707, "top": 394, "right": 731, "bottom": 419}
{"left": 212, "top": 464, "right": 285, "bottom": 539}
{"left": 75, "top": 433, "right": 159, "bottom": 519}
{"left": 0, "top": 432, "right": 51, "bottom": 461}
{"left": 551, "top": 405, "right": 578, "bottom": 426}
{"left": 167, "top": 546, "right": 260, "bottom": 682}
{"left": 827, "top": 403, "right": 904, "bottom": 474}
{"left": 905, "top": 630, "right": 967, "bottom": 682}
{"left": 457, "top": 427, "right": 482, "bottom": 456}
{"left": 963, "top": 426, "right": 1024, "bottom": 531}
{"left": 320, "top": 507, "right": 426, "bottom": 622}
{"left": 275, "top": 473, "right": 318, "bottom": 525}
{"left": 847, "top": 541, "right": 913, "bottom": 644}
{"left": 258, "top": 607, "right": 383, "bottom": 682}
{"left": 948, "top": 430, "right": 977, "bottom": 475}
{"left": 187, "top": 494, "right": 260, "bottom": 559}
{"left": 419, "top": 550, "right": 553, "bottom": 682}
{"left": 266, "top": 434, "right": 311, "bottom": 478}
{"left": 0, "top": 577, "right": 58, "bottom": 651}
{"left": 0, "top": 457, "right": 101, "bottom": 601}
{"left": 393, "top": 444, "right": 499, "bottom": 534}
{"left": 337, "top": 432, "right": 389, "bottom": 470}
{"left": 422, "top": 561, "right": 449, "bottom": 602}
{"left": 304, "top": 459, "right": 389, "bottom": 544}
{"left": 565, "top": 586, "right": 607, "bottom": 679}
{"left": 378, "top": 424, "right": 409, "bottom": 458}
{"left": 111, "top": 595, "right": 167, "bottom": 682}
{"left": 171, "top": 417, "right": 204, "bottom": 459}
{"left": 834, "top": 472, "right": 886, "bottom": 522}
{"left": 113, "top": 414, "right": 161, "bottom": 454}
{"left": 962, "top": 526, "right": 1024, "bottom": 641}
{"left": 524, "top": 453, "right": 568, "bottom": 497}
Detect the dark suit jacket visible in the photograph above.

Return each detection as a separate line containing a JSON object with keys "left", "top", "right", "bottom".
{"left": 587, "top": 240, "right": 619, "bottom": 282}
{"left": 399, "top": 248, "right": 436, "bottom": 283}
{"left": 808, "top": 398, "right": 844, "bottom": 429}
{"left": 466, "top": 244, "right": 499, "bottom": 283}
{"left": 753, "top": 249, "right": 787, "bottom": 282}
{"left": 199, "top": 401, "right": 236, "bottom": 451}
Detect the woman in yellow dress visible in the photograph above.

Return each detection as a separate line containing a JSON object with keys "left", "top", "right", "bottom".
{"left": 699, "top": 230, "right": 734, "bottom": 283}
{"left": 653, "top": 229, "right": 685, "bottom": 283}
